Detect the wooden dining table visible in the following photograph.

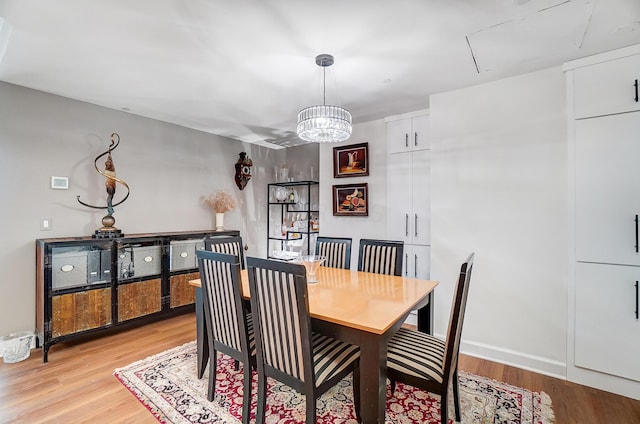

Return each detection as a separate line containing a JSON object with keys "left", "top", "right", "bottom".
{"left": 190, "top": 266, "right": 438, "bottom": 424}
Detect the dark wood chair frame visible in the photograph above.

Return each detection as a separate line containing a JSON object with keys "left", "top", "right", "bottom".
{"left": 315, "top": 236, "right": 352, "bottom": 269}
{"left": 246, "top": 257, "right": 361, "bottom": 424}
{"left": 357, "top": 238, "right": 404, "bottom": 276}
{"left": 204, "top": 235, "right": 245, "bottom": 269}
{"left": 196, "top": 249, "right": 255, "bottom": 424}
{"left": 388, "top": 253, "right": 475, "bottom": 424}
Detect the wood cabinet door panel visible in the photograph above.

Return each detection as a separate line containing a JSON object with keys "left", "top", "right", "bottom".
{"left": 574, "top": 54, "right": 640, "bottom": 119}
{"left": 117, "top": 278, "right": 162, "bottom": 322}
{"left": 170, "top": 272, "right": 198, "bottom": 308}
{"left": 575, "top": 113, "right": 640, "bottom": 266}
{"left": 575, "top": 262, "right": 640, "bottom": 382}
{"left": 388, "top": 152, "right": 413, "bottom": 243}
{"left": 51, "top": 288, "right": 112, "bottom": 337}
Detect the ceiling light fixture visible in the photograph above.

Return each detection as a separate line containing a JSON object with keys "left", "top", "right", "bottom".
{"left": 297, "top": 54, "right": 352, "bottom": 143}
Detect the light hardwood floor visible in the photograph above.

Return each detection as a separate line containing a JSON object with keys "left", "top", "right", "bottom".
{"left": 0, "top": 313, "right": 638, "bottom": 423}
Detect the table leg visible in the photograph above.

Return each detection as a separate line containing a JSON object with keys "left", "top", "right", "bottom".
{"left": 358, "top": 334, "right": 388, "bottom": 424}
{"left": 417, "top": 291, "right": 434, "bottom": 334}
{"left": 195, "top": 287, "right": 209, "bottom": 379}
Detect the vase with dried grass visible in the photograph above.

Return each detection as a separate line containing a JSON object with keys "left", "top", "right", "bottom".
{"left": 202, "top": 190, "right": 236, "bottom": 231}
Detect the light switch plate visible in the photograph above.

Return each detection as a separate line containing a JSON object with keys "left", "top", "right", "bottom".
{"left": 51, "top": 176, "right": 68, "bottom": 190}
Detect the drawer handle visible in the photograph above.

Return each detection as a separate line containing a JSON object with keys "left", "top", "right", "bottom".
{"left": 405, "top": 133, "right": 409, "bottom": 148}
{"left": 415, "top": 213, "right": 418, "bottom": 237}
{"left": 636, "top": 281, "right": 639, "bottom": 320}
{"left": 635, "top": 79, "right": 639, "bottom": 103}
{"left": 144, "top": 256, "right": 153, "bottom": 262}
{"left": 61, "top": 264, "right": 74, "bottom": 272}
{"left": 414, "top": 253, "right": 418, "bottom": 278}
{"left": 414, "top": 131, "right": 418, "bottom": 147}
{"left": 634, "top": 214, "right": 639, "bottom": 253}
{"left": 180, "top": 252, "right": 188, "bottom": 258}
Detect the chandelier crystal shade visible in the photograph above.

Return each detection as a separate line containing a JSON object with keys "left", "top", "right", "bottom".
{"left": 297, "top": 54, "right": 352, "bottom": 143}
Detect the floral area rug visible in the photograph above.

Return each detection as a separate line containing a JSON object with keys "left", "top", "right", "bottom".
{"left": 114, "top": 341, "right": 555, "bottom": 424}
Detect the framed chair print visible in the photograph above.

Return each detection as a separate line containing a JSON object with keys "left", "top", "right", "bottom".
{"left": 333, "top": 183, "right": 368, "bottom": 216}
{"left": 333, "top": 142, "right": 369, "bottom": 178}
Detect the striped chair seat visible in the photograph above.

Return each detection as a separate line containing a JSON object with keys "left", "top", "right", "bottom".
{"left": 387, "top": 327, "right": 445, "bottom": 383}
{"left": 311, "top": 332, "right": 360, "bottom": 387}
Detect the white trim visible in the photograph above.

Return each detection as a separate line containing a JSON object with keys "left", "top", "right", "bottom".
{"left": 443, "top": 335, "right": 567, "bottom": 380}
{"left": 562, "top": 43, "right": 640, "bottom": 71}
{"left": 384, "top": 109, "right": 429, "bottom": 123}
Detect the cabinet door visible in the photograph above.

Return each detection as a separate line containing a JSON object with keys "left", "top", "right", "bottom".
{"left": 388, "top": 152, "right": 413, "bottom": 243}
{"left": 412, "top": 114, "right": 430, "bottom": 151}
{"left": 402, "top": 244, "right": 431, "bottom": 279}
{"left": 387, "top": 118, "right": 412, "bottom": 154}
{"left": 412, "top": 150, "right": 431, "bottom": 245}
{"left": 575, "top": 262, "right": 640, "bottom": 382}
{"left": 575, "top": 113, "right": 640, "bottom": 266}
{"left": 574, "top": 54, "right": 640, "bottom": 119}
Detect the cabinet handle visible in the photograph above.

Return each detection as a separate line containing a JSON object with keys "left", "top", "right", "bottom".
{"left": 405, "top": 213, "right": 409, "bottom": 237}
{"left": 405, "top": 253, "right": 408, "bottom": 276}
{"left": 634, "top": 214, "right": 638, "bottom": 253}
{"left": 414, "top": 131, "right": 418, "bottom": 147}
{"left": 414, "top": 253, "right": 418, "bottom": 278}
{"left": 636, "top": 281, "right": 639, "bottom": 320}
{"left": 405, "top": 133, "right": 409, "bottom": 148}
{"left": 415, "top": 213, "right": 418, "bottom": 237}
{"left": 635, "top": 79, "right": 639, "bottom": 103}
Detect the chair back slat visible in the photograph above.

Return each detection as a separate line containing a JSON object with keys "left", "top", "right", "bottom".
{"left": 197, "top": 250, "right": 246, "bottom": 353}
{"left": 205, "top": 236, "right": 245, "bottom": 269}
{"left": 315, "top": 237, "right": 352, "bottom": 269}
{"left": 248, "top": 258, "right": 310, "bottom": 382}
{"left": 358, "top": 239, "right": 404, "bottom": 276}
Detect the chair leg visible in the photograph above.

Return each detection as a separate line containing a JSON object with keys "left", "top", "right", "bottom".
{"left": 390, "top": 379, "right": 396, "bottom": 395}
{"left": 352, "top": 364, "right": 362, "bottom": 423}
{"left": 234, "top": 359, "right": 240, "bottom": 371}
{"left": 453, "top": 368, "right": 461, "bottom": 422}
{"left": 241, "top": 362, "right": 252, "bottom": 424}
{"left": 440, "top": 389, "right": 448, "bottom": 424}
{"left": 207, "top": 350, "right": 217, "bottom": 402}
{"left": 256, "top": 372, "right": 267, "bottom": 424}
{"left": 306, "top": 393, "right": 316, "bottom": 424}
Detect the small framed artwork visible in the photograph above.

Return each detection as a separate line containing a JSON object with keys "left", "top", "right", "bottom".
{"left": 332, "top": 183, "right": 368, "bottom": 216}
{"left": 333, "top": 142, "right": 369, "bottom": 178}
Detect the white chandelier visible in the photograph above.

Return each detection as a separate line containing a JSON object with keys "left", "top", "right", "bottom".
{"left": 297, "top": 54, "right": 352, "bottom": 143}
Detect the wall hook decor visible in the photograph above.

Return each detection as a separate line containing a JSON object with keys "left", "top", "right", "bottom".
{"left": 234, "top": 152, "right": 253, "bottom": 190}
{"left": 76, "top": 133, "right": 130, "bottom": 238}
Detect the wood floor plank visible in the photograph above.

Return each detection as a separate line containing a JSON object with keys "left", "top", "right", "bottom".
{"left": 1, "top": 313, "right": 639, "bottom": 423}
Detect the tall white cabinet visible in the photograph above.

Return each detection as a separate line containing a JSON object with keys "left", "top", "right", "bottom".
{"left": 565, "top": 44, "right": 640, "bottom": 400}
{"left": 386, "top": 110, "right": 431, "bottom": 325}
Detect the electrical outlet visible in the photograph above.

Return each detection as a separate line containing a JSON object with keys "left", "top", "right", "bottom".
{"left": 41, "top": 218, "right": 52, "bottom": 231}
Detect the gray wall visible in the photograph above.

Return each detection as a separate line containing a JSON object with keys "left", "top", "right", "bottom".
{"left": 0, "top": 81, "right": 285, "bottom": 336}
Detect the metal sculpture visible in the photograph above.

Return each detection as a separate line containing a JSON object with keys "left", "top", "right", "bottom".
{"left": 77, "top": 133, "right": 130, "bottom": 238}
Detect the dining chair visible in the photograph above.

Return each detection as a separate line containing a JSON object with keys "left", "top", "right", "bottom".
{"left": 196, "top": 249, "right": 255, "bottom": 424}
{"left": 315, "top": 236, "right": 352, "bottom": 269}
{"left": 246, "top": 256, "right": 362, "bottom": 424}
{"left": 205, "top": 235, "right": 245, "bottom": 269}
{"left": 357, "top": 238, "right": 404, "bottom": 276}
{"left": 386, "top": 253, "right": 475, "bottom": 424}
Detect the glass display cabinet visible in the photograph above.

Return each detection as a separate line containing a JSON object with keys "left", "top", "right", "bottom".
{"left": 267, "top": 180, "right": 319, "bottom": 260}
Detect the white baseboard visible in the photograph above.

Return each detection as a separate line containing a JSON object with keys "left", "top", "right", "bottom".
{"left": 439, "top": 335, "right": 567, "bottom": 380}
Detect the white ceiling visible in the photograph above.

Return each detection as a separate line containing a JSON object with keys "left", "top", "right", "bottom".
{"left": 1, "top": 0, "right": 639, "bottom": 148}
